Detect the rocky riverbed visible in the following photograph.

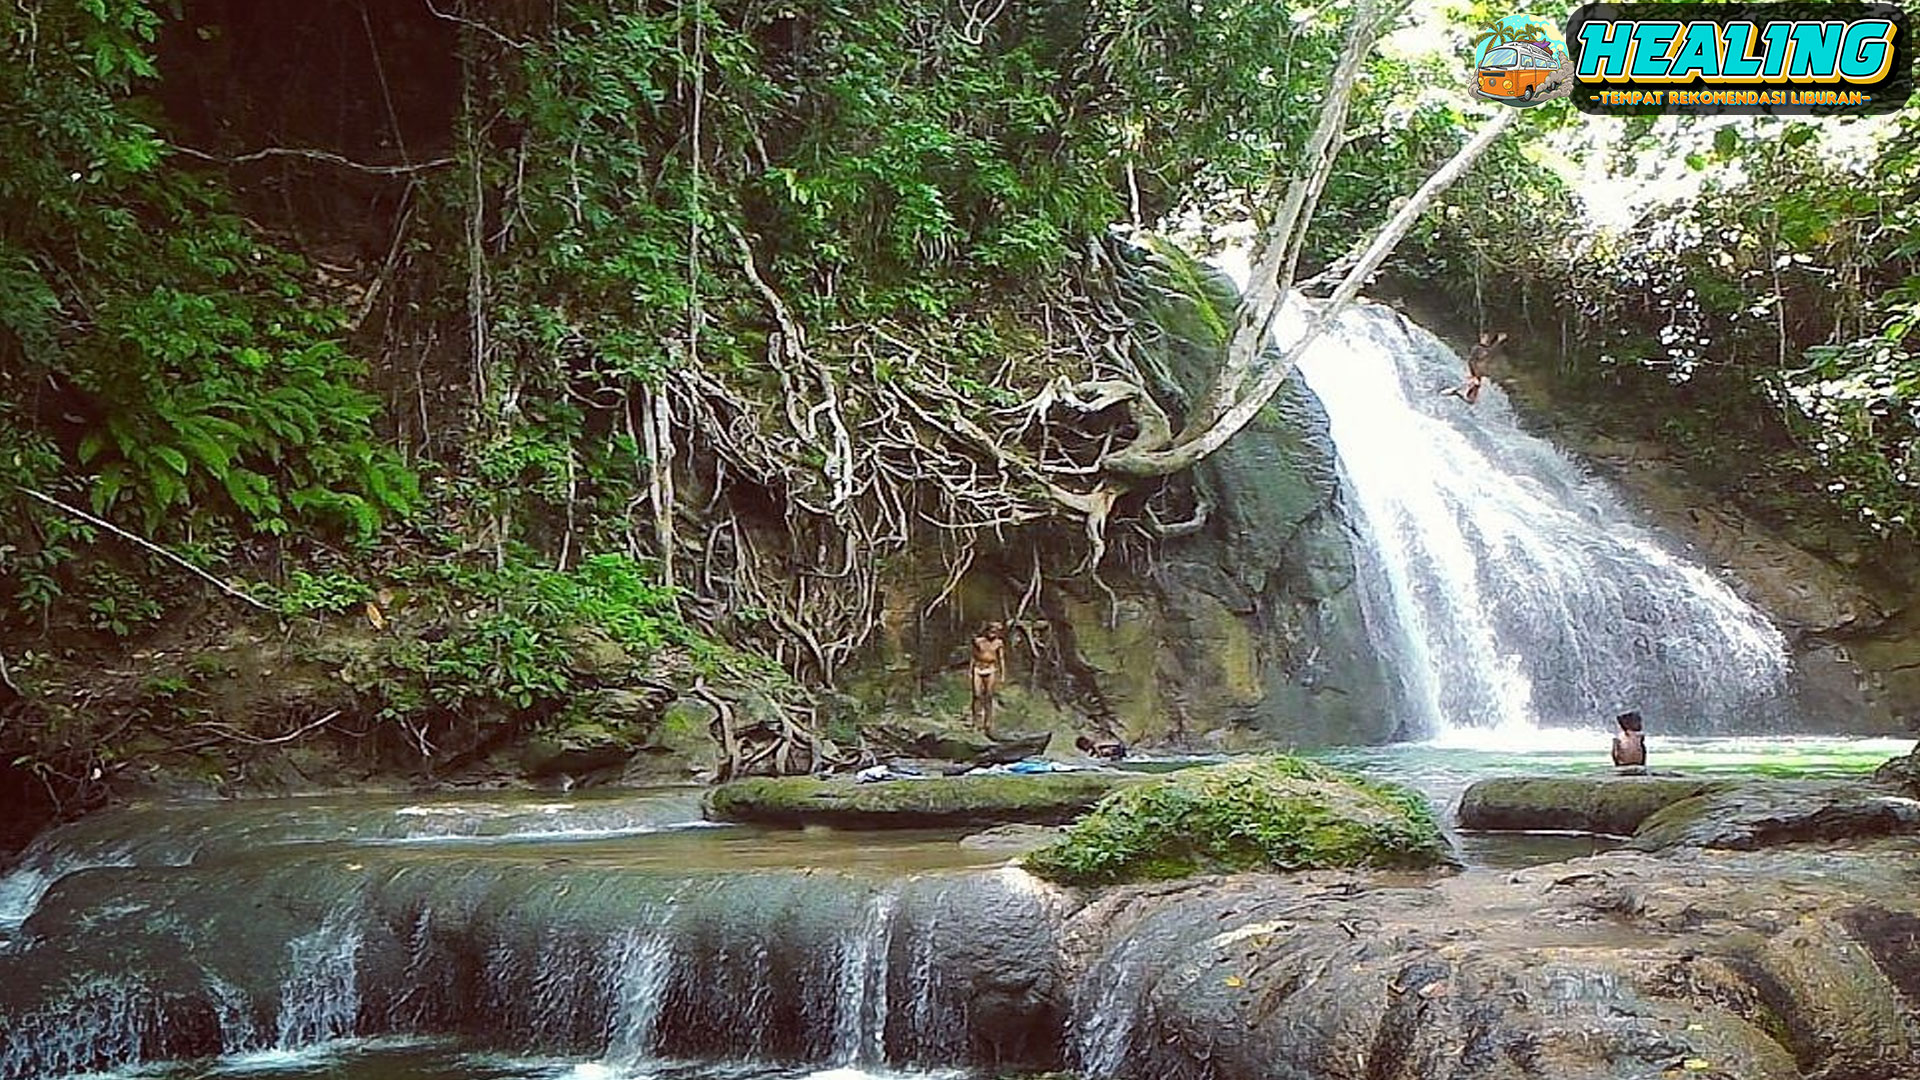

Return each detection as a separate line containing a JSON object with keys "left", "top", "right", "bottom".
{"left": 7, "top": 768, "right": 1920, "bottom": 1079}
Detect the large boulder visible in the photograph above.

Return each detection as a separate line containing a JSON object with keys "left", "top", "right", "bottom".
{"left": 1064, "top": 843, "right": 1920, "bottom": 1080}
{"left": 1023, "top": 756, "right": 1449, "bottom": 885}
{"left": 1630, "top": 780, "right": 1920, "bottom": 851}
{"left": 702, "top": 771, "right": 1152, "bottom": 829}
{"left": 1458, "top": 774, "right": 1735, "bottom": 837}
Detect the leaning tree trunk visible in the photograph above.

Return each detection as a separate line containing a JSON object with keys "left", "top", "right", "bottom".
{"left": 1100, "top": 105, "right": 1520, "bottom": 479}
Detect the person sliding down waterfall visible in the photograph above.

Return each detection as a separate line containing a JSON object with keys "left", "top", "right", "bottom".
{"left": 969, "top": 621, "right": 1008, "bottom": 739}
{"left": 1439, "top": 331, "right": 1508, "bottom": 405}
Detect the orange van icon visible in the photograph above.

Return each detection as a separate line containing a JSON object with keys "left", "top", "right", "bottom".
{"left": 1477, "top": 40, "right": 1558, "bottom": 101}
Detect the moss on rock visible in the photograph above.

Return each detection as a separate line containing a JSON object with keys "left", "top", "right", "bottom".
{"left": 702, "top": 771, "right": 1153, "bottom": 828}
{"left": 1021, "top": 756, "right": 1450, "bottom": 885}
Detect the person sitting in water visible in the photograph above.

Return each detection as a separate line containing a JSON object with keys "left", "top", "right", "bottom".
{"left": 1439, "top": 331, "right": 1508, "bottom": 405}
{"left": 1075, "top": 733, "right": 1128, "bottom": 762}
{"left": 1611, "top": 710, "right": 1646, "bottom": 768}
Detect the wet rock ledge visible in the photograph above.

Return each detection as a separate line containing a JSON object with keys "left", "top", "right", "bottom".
{"left": 1460, "top": 773, "right": 1920, "bottom": 851}
{"left": 1458, "top": 775, "right": 1735, "bottom": 837}
{"left": 702, "top": 771, "right": 1153, "bottom": 828}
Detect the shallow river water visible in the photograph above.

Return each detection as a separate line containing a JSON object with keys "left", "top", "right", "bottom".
{"left": 76, "top": 1038, "right": 975, "bottom": 1080}
{"left": 14, "top": 734, "right": 1910, "bottom": 1080}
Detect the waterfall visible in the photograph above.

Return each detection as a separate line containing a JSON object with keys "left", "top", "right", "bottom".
{"left": 604, "top": 925, "right": 676, "bottom": 1062}
{"left": 1284, "top": 301, "right": 1792, "bottom": 736}
{"left": 829, "top": 888, "right": 899, "bottom": 1066}
{"left": 276, "top": 908, "right": 364, "bottom": 1048}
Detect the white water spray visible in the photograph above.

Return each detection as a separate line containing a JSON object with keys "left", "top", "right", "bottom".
{"left": 830, "top": 889, "right": 900, "bottom": 1067}
{"left": 1279, "top": 300, "right": 1791, "bottom": 736}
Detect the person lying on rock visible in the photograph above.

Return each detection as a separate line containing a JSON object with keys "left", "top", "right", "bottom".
{"left": 1612, "top": 710, "right": 1647, "bottom": 768}
{"left": 1075, "top": 733, "right": 1128, "bottom": 762}
{"left": 1439, "top": 331, "right": 1508, "bottom": 405}
{"left": 970, "top": 620, "right": 1008, "bottom": 739}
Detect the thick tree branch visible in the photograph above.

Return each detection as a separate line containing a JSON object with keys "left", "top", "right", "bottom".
{"left": 1181, "top": 0, "right": 1404, "bottom": 440}
{"left": 1102, "top": 106, "right": 1520, "bottom": 477}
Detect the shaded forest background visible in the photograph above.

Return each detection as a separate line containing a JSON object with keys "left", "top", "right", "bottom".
{"left": 2, "top": 0, "right": 1917, "bottom": 841}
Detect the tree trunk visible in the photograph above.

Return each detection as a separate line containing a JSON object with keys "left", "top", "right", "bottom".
{"left": 1102, "top": 107, "right": 1519, "bottom": 478}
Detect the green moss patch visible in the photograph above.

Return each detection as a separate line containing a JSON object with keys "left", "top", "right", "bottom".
{"left": 1021, "top": 756, "right": 1450, "bottom": 885}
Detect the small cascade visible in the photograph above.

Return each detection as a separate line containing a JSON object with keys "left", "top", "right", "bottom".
{"left": 829, "top": 889, "right": 900, "bottom": 1066}
{"left": 1283, "top": 301, "right": 1794, "bottom": 736}
{"left": 276, "top": 908, "right": 364, "bottom": 1048}
{"left": 0, "top": 975, "right": 184, "bottom": 1080}
{"left": 903, "top": 900, "right": 952, "bottom": 1062}
{"left": 0, "top": 803, "right": 1066, "bottom": 1080}
{"left": 604, "top": 926, "right": 676, "bottom": 1063}
{"left": 0, "top": 847, "right": 134, "bottom": 943}
{"left": 1068, "top": 931, "right": 1156, "bottom": 1078}
{"left": 207, "top": 974, "right": 262, "bottom": 1053}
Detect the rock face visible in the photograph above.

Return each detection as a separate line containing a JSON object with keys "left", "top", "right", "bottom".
{"left": 702, "top": 771, "right": 1152, "bottom": 829}
{"left": 1101, "top": 242, "right": 1394, "bottom": 747}
{"left": 1630, "top": 780, "right": 1920, "bottom": 851}
{"left": 1024, "top": 757, "right": 1449, "bottom": 884}
{"left": 1065, "top": 844, "right": 1920, "bottom": 1080}
{"left": 843, "top": 239, "right": 1392, "bottom": 752}
{"left": 1458, "top": 775, "right": 1735, "bottom": 837}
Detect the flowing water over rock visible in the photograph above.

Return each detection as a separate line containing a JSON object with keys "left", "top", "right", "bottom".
{"left": 0, "top": 791, "right": 1054, "bottom": 1080}
{"left": 5, "top": 780, "right": 1920, "bottom": 1080}
{"left": 0, "top": 787, "right": 708, "bottom": 941}
{"left": 1287, "top": 303, "right": 1794, "bottom": 736}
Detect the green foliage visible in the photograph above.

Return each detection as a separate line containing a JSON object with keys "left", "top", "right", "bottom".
{"left": 79, "top": 564, "right": 162, "bottom": 637}
{"left": 344, "top": 553, "right": 705, "bottom": 719}
{"left": 1554, "top": 118, "right": 1919, "bottom": 540}
{"left": 268, "top": 570, "right": 376, "bottom": 617}
{"left": 0, "top": 0, "right": 417, "bottom": 640}
{"left": 1022, "top": 756, "right": 1450, "bottom": 885}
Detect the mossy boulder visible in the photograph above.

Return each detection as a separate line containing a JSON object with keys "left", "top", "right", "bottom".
{"left": 1457, "top": 775, "right": 1736, "bottom": 837}
{"left": 702, "top": 771, "right": 1153, "bottom": 829}
{"left": 1021, "top": 756, "right": 1450, "bottom": 885}
{"left": 1630, "top": 780, "right": 1920, "bottom": 851}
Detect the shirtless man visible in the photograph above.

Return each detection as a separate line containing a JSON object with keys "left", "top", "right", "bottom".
{"left": 1611, "top": 710, "right": 1646, "bottom": 768}
{"left": 969, "top": 621, "right": 1008, "bottom": 738}
{"left": 1440, "top": 331, "right": 1508, "bottom": 405}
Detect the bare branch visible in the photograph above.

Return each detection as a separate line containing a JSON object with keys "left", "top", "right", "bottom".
{"left": 17, "top": 487, "right": 274, "bottom": 612}
{"left": 423, "top": 0, "right": 530, "bottom": 50}
{"left": 170, "top": 144, "right": 454, "bottom": 175}
{"left": 1102, "top": 107, "right": 1520, "bottom": 477}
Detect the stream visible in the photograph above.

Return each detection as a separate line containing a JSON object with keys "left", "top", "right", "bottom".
{"left": 3, "top": 732, "right": 1903, "bottom": 1080}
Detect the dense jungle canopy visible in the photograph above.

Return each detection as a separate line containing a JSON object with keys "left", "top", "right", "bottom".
{"left": 1, "top": 0, "right": 1917, "bottom": 830}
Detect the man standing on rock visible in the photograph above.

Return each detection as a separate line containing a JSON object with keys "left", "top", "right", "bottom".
{"left": 970, "top": 621, "right": 1008, "bottom": 739}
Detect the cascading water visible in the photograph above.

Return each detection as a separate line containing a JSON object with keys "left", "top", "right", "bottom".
{"left": 276, "top": 908, "right": 364, "bottom": 1048}
{"left": 1283, "top": 300, "right": 1793, "bottom": 737}
{"left": 0, "top": 790, "right": 1059, "bottom": 1080}
{"left": 829, "top": 888, "right": 899, "bottom": 1066}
